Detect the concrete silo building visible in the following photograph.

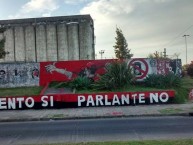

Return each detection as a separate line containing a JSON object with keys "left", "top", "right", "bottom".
{"left": 0, "top": 15, "right": 95, "bottom": 62}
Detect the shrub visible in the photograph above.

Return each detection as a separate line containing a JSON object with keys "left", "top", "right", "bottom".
{"left": 144, "top": 73, "right": 181, "bottom": 89}
{"left": 174, "top": 87, "right": 188, "bottom": 103}
{"left": 69, "top": 76, "right": 92, "bottom": 90}
{"left": 187, "top": 63, "right": 193, "bottom": 78}
{"left": 163, "top": 73, "right": 182, "bottom": 88}
{"left": 181, "top": 70, "right": 186, "bottom": 77}
{"left": 93, "top": 61, "right": 134, "bottom": 90}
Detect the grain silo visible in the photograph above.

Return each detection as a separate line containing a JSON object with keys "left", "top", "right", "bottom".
{"left": 0, "top": 15, "right": 95, "bottom": 62}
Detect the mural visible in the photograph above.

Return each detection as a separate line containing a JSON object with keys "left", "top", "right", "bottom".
{"left": 40, "top": 59, "right": 114, "bottom": 86}
{"left": 128, "top": 58, "right": 182, "bottom": 81}
{"left": 0, "top": 63, "right": 39, "bottom": 88}
{"left": 169, "top": 59, "right": 182, "bottom": 77}
{"left": 0, "top": 58, "right": 182, "bottom": 88}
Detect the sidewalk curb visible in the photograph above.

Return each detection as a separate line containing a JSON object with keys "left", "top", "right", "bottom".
{"left": 0, "top": 113, "right": 191, "bottom": 123}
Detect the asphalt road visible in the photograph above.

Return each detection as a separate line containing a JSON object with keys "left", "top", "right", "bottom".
{"left": 0, "top": 116, "right": 193, "bottom": 145}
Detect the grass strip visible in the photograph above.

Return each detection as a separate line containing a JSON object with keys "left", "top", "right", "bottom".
{"left": 26, "top": 139, "right": 193, "bottom": 145}
{"left": 159, "top": 108, "right": 184, "bottom": 114}
{"left": 0, "top": 86, "right": 43, "bottom": 97}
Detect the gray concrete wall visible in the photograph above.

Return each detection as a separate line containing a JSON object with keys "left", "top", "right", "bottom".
{"left": 57, "top": 24, "right": 68, "bottom": 61}
{"left": 36, "top": 25, "right": 47, "bottom": 62}
{"left": 0, "top": 33, "right": 3, "bottom": 40}
{"left": 79, "top": 22, "right": 93, "bottom": 60}
{"left": 25, "top": 26, "right": 36, "bottom": 62}
{"left": 46, "top": 24, "right": 57, "bottom": 61}
{"left": 0, "top": 62, "right": 39, "bottom": 88}
{"left": 4, "top": 28, "right": 15, "bottom": 62}
{"left": 67, "top": 23, "right": 79, "bottom": 60}
{"left": 14, "top": 26, "right": 25, "bottom": 62}
{"left": 0, "top": 33, "right": 4, "bottom": 62}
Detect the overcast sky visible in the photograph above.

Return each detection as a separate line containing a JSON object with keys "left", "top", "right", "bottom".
{"left": 0, "top": 0, "right": 192, "bottom": 64}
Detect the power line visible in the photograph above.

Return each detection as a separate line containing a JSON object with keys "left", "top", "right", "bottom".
{"left": 161, "top": 24, "right": 193, "bottom": 49}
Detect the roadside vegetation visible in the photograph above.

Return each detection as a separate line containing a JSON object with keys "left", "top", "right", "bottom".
{"left": 0, "top": 86, "right": 42, "bottom": 97}
{"left": 27, "top": 139, "right": 193, "bottom": 145}
{"left": 159, "top": 108, "right": 184, "bottom": 114}
{"left": 187, "top": 61, "right": 193, "bottom": 78}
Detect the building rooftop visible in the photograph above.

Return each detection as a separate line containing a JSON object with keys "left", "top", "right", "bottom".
{"left": 0, "top": 14, "right": 93, "bottom": 27}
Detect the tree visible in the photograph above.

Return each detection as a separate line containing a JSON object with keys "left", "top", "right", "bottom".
{"left": 147, "top": 51, "right": 170, "bottom": 60}
{"left": 187, "top": 61, "right": 193, "bottom": 78}
{"left": 113, "top": 27, "right": 133, "bottom": 60}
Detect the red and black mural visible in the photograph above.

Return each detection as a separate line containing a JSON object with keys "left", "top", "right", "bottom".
{"left": 40, "top": 59, "right": 114, "bottom": 86}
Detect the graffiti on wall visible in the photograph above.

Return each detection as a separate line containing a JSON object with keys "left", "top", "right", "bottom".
{"left": 40, "top": 58, "right": 182, "bottom": 85}
{"left": 0, "top": 63, "right": 39, "bottom": 88}
{"left": 128, "top": 58, "right": 182, "bottom": 81}
{"left": 169, "top": 59, "right": 182, "bottom": 77}
{"left": 40, "top": 59, "right": 113, "bottom": 86}
{"left": 0, "top": 58, "right": 182, "bottom": 88}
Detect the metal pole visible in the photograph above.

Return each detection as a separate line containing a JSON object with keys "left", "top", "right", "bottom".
{"left": 163, "top": 48, "right": 167, "bottom": 58}
{"left": 99, "top": 50, "right": 105, "bottom": 59}
{"left": 183, "top": 35, "right": 190, "bottom": 64}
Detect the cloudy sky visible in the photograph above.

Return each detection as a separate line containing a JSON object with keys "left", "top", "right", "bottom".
{"left": 0, "top": 0, "right": 193, "bottom": 64}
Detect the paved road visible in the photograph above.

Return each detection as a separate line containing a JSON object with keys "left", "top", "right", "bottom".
{"left": 0, "top": 116, "right": 193, "bottom": 145}
{"left": 1, "top": 103, "right": 193, "bottom": 122}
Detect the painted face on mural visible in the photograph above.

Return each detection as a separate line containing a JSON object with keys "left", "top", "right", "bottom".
{"left": 0, "top": 70, "right": 6, "bottom": 79}
{"left": 150, "top": 59, "right": 157, "bottom": 67}
{"left": 79, "top": 62, "right": 97, "bottom": 79}
{"left": 32, "top": 68, "right": 39, "bottom": 79}
{"left": 133, "top": 62, "right": 142, "bottom": 75}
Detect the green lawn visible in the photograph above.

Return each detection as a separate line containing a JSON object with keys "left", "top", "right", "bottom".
{"left": 0, "top": 86, "right": 43, "bottom": 97}
{"left": 181, "top": 76, "right": 193, "bottom": 90}
{"left": 159, "top": 108, "right": 183, "bottom": 114}
{"left": 26, "top": 139, "right": 193, "bottom": 145}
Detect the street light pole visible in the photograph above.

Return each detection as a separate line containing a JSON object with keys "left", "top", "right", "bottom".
{"left": 183, "top": 34, "right": 190, "bottom": 64}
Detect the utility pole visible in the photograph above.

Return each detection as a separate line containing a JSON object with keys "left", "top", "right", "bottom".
{"left": 183, "top": 34, "right": 190, "bottom": 64}
{"left": 163, "top": 48, "right": 168, "bottom": 58}
{"left": 99, "top": 50, "right": 105, "bottom": 59}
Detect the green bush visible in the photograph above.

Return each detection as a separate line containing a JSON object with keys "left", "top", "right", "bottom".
{"left": 69, "top": 76, "right": 92, "bottom": 90}
{"left": 164, "top": 73, "right": 182, "bottom": 88}
{"left": 187, "top": 63, "right": 193, "bottom": 78}
{"left": 93, "top": 61, "right": 134, "bottom": 90}
{"left": 174, "top": 87, "right": 188, "bottom": 103}
{"left": 144, "top": 73, "right": 181, "bottom": 89}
